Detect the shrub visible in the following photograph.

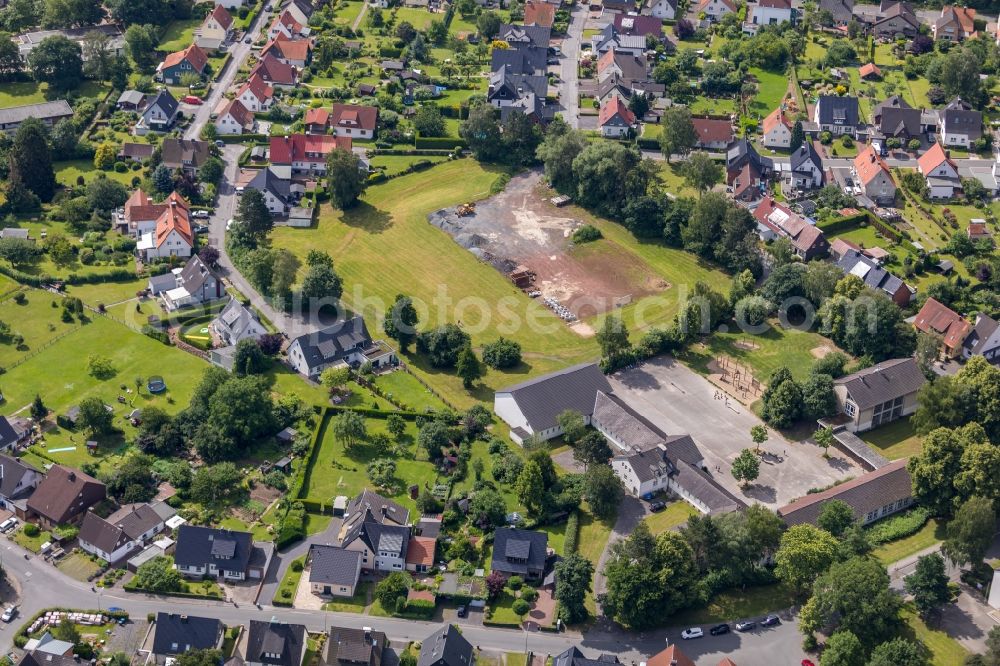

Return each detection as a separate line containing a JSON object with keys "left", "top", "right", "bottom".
{"left": 572, "top": 224, "right": 602, "bottom": 243}
{"left": 290, "top": 559, "right": 303, "bottom": 572}
{"left": 864, "top": 506, "right": 930, "bottom": 545}
{"left": 564, "top": 510, "right": 580, "bottom": 554}
{"left": 507, "top": 575, "right": 523, "bottom": 590}
{"left": 512, "top": 598, "right": 530, "bottom": 615}
{"left": 521, "top": 587, "right": 538, "bottom": 602}
{"left": 23, "top": 523, "right": 39, "bottom": 537}
{"left": 481, "top": 337, "right": 522, "bottom": 369}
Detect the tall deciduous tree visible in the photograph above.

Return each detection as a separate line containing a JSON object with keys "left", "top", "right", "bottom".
{"left": 383, "top": 294, "right": 419, "bottom": 352}
{"left": 584, "top": 464, "right": 623, "bottom": 519}
{"left": 554, "top": 553, "right": 593, "bottom": 624}
{"left": 9, "top": 117, "right": 55, "bottom": 203}
{"left": 730, "top": 448, "right": 760, "bottom": 487}
{"left": 659, "top": 106, "right": 697, "bottom": 162}
{"left": 904, "top": 553, "right": 951, "bottom": 618}
{"left": 27, "top": 35, "right": 82, "bottom": 90}
{"left": 326, "top": 148, "right": 367, "bottom": 209}
{"left": 774, "top": 524, "right": 838, "bottom": 592}
{"left": 943, "top": 496, "right": 996, "bottom": 567}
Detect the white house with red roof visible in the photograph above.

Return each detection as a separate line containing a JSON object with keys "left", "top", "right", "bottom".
{"left": 917, "top": 142, "right": 960, "bottom": 198}
{"left": 330, "top": 104, "right": 378, "bottom": 139}
{"left": 261, "top": 34, "right": 312, "bottom": 68}
{"left": 249, "top": 53, "right": 297, "bottom": 89}
{"left": 269, "top": 9, "right": 310, "bottom": 40}
{"left": 853, "top": 146, "right": 896, "bottom": 205}
{"left": 137, "top": 195, "right": 194, "bottom": 260}
{"left": 697, "top": 0, "right": 736, "bottom": 21}
{"left": 692, "top": 116, "right": 733, "bottom": 150}
{"left": 599, "top": 97, "right": 636, "bottom": 138}
{"left": 304, "top": 108, "right": 330, "bottom": 134}
{"left": 269, "top": 134, "right": 354, "bottom": 178}
{"left": 196, "top": 5, "right": 233, "bottom": 50}
{"left": 237, "top": 75, "right": 275, "bottom": 112}
{"left": 215, "top": 99, "right": 255, "bottom": 135}
{"left": 761, "top": 106, "right": 794, "bottom": 148}
{"left": 743, "top": 0, "right": 793, "bottom": 33}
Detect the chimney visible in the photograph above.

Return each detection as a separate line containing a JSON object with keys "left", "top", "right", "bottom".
{"left": 380, "top": 505, "right": 388, "bottom": 518}
{"left": 67, "top": 471, "right": 75, "bottom": 482}
{"left": 180, "top": 615, "right": 188, "bottom": 623}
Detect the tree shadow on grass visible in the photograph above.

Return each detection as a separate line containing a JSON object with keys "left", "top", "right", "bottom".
{"left": 341, "top": 201, "right": 392, "bottom": 233}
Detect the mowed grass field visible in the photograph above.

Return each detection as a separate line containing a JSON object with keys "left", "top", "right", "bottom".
{"left": 0, "top": 289, "right": 82, "bottom": 369}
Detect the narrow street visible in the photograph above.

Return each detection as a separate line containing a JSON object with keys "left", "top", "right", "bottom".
{"left": 559, "top": 5, "right": 585, "bottom": 129}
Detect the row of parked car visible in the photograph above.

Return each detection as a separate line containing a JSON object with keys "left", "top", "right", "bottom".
{"left": 680, "top": 614, "right": 781, "bottom": 640}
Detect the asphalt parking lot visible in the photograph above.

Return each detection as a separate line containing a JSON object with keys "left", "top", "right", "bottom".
{"left": 608, "top": 357, "right": 862, "bottom": 508}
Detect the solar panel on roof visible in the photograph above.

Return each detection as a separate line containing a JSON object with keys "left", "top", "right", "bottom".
{"left": 505, "top": 538, "right": 531, "bottom": 559}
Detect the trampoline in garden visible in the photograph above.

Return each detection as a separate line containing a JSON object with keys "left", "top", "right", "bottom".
{"left": 147, "top": 376, "right": 166, "bottom": 393}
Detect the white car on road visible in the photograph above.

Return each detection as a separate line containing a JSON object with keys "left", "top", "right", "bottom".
{"left": 680, "top": 628, "right": 703, "bottom": 640}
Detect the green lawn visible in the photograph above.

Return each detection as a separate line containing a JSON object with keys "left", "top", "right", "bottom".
{"left": 57, "top": 551, "right": 103, "bottom": 581}
{"left": 369, "top": 154, "right": 450, "bottom": 177}
{"left": 273, "top": 555, "right": 306, "bottom": 605}
{"left": 270, "top": 159, "right": 599, "bottom": 410}
{"left": 0, "top": 289, "right": 81, "bottom": 369}
{"left": 873, "top": 519, "right": 946, "bottom": 565}
{"left": 643, "top": 500, "right": 698, "bottom": 534}
{"left": 671, "top": 583, "right": 797, "bottom": 624}
{"left": 55, "top": 160, "right": 140, "bottom": 189}
{"left": 489, "top": 591, "right": 525, "bottom": 626}
{"left": 748, "top": 67, "right": 789, "bottom": 116}
{"left": 334, "top": 0, "right": 365, "bottom": 25}
{"left": 900, "top": 606, "right": 969, "bottom": 666}
{"left": 324, "top": 581, "right": 372, "bottom": 612}
{"left": 861, "top": 418, "right": 922, "bottom": 460}
{"left": 0, "top": 80, "right": 110, "bottom": 110}
{"left": 373, "top": 370, "right": 448, "bottom": 412}
{"left": 12, "top": 527, "right": 52, "bottom": 553}
{"left": 159, "top": 18, "right": 202, "bottom": 52}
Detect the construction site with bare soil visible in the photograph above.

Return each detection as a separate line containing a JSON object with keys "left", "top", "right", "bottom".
{"left": 428, "top": 170, "right": 668, "bottom": 324}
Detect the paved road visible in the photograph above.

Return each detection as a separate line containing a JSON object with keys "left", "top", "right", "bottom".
{"left": 559, "top": 5, "right": 585, "bottom": 129}
{"left": 185, "top": 6, "right": 271, "bottom": 141}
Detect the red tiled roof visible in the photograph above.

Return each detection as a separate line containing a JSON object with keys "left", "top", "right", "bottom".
{"left": 692, "top": 116, "right": 733, "bottom": 145}
{"left": 209, "top": 4, "right": 233, "bottom": 30}
{"left": 762, "top": 106, "right": 792, "bottom": 135}
{"left": 752, "top": 196, "right": 826, "bottom": 253}
{"left": 599, "top": 96, "right": 635, "bottom": 126}
{"left": 331, "top": 104, "right": 378, "bottom": 131}
{"left": 269, "top": 134, "right": 353, "bottom": 163}
{"left": 262, "top": 34, "right": 312, "bottom": 62}
{"left": 917, "top": 142, "right": 956, "bottom": 175}
{"left": 524, "top": 0, "right": 556, "bottom": 27}
{"left": 758, "top": 0, "right": 790, "bottom": 7}
{"left": 613, "top": 13, "right": 663, "bottom": 36}
{"left": 304, "top": 107, "right": 330, "bottom": 126}
{"left": 647, "top": 646, "right": 696, "bottom": 666}
{"left": 162, "top": 43, "right": 208, "bottom": 73}
{"left": 155, "top": 194, "right": 193, "bottom": 249}
{"left": 914, "top": 297, "right": 970, "bottom": 349}
{"left": 405, "top": 536, "right": 436, "bottom": 566}
{"left": 853, "top": 145, "right": 893, "bottom": 187}
{"left": 239, "top": 74, "right": 274, "bottom": 102}
{"left": 859, "top": 62, "right": 882, "bottom": 79}
{"left": 220, "top": 98, "right": 254, "bottom": 128}
{"left": 968, "top": 221, "right": 991, "bottom": 239}
{"left": 250, "top": 53, "right": 297, "bottom": 85}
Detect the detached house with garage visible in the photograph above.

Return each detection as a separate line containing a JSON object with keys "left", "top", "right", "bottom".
{"left": 136, "top": 89, "right": 179, "bottom": 134}
{"left": 286, "top": 316, "right": 396, "bottom": 377}
{"left": 26, "top": 465, "right": 106, "bottom": 529}
{"left": 918, "top": 142, "right": 961, "bottom": 198}
{"left": 813, "top": 95, "right": 861, "bottom": 136}
{"left": 78, "top": 503, "right": 164, "bottom": 564}
{"left": 174, "top": 524, "right": 268, "bottom": 580}
{"left": 913, "top": 297, "right": 970, "bottom": 359}
{"left": 599, "top": 97, "right": 636, "bottom": 138}
{"left": 939, "top": 97, "right": 982, "bottom": 148}
{"left": 154, "top": 254, "right": 225, "bottom": 312}
{"left": 832, "top": 358, "right": 926, "bottom": 432}
{"left": 337, "top": 490, "right": 411, "bottom": 572}
{"left": 873, "top": 95, "right": 924, "bottom": 140}
{"left": 157, "top": 43, "right": 208, "bottom": 84}
{"left": 853, "top": 146, "right": 897, "bottom": 205}
{"left": 491, "top": 528, "right": 548, "bottom": 579}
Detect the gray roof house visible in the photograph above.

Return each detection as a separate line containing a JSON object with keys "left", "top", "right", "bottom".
{"left": 417, "top": 626, "right": 473, "bottom": 666}
{"left": 308, "top": 544, "right": 363, "bottom": 597}
{"left": 494, "top": 362, "right": 612, "bottom": 445}
{"left": 117, "top": 90, "right": 147, "bottom": 111}
{"left": 553, "top": 648, "right": 620, "bottom": 666}
{"left": 240, "top": 621, "right": 307, "bottom": 666}
{"left": 812, "top": 95, "right": 861, "bottom": 136}
{"left": 874, "top": 95, "right": 923, "bottom": 138}
{"left": 137, "top": 90, "right": 179, "bottom": 134}
{"left": 0, "top": 100, "right": 73, "bottom": 134}
{"left": 940, "top": 97, "right": 982, "bottom": 148}
{"left": 832, "top": 358, "right": 926, "bottom": 432}
{"left": 287, "top": 317, "right": 396, "bottom": 377}
{"left": 491, "top": 527, "right": 549, "bottom": 578}
{"left": 323, "top": 627, "right": 386, "bottom": 666}
{"left": 174, "top": 525, "right": 267, "bottom": 580}
{"left": 210, "top": 297, "right": 268, "bottom": 369}
{"left": 779, "top": 458, "right": 913, "bottom": 526}
{"left": 0, "top": 416, "right": 22, "bottom": 451}
{"left": 157, "top": 255, "right": 225, "bottom": 312}
{"left": 152, "top": 613, "right": 223, "bottom": 659}
{"left": 963, "top": 313, "right": 1000, "bottom": 363}
{"left": 0, "top": 454, "right": 41, "bottom": 512}
{"left": 78, "top": 503, "right": 164, "bottom": 564}
{"left": 820, "top": 0, "right": 854, "bottom": 24}
{"left": 835, "top": 248, "right": 914, "bottom": 305}
{"left": 341, "top": 519, "right": 411, "bottom": 573}
{"left": 159, "top": 138, "right": 212, "bottom": 173}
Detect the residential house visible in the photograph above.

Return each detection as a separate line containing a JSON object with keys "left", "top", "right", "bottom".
{"left": 215, "top": 0, "right": 246, "bottom": 7}
{"left": 151, "top": 613, "right": 223, "bottom": 661}
{"left": 287, "top": 317, "right": 396, "bottom": 377}
{"left": 744, "top": 0, "right": 794, "bottom": 34}
{"left": 269, "top": 134, "right": 353, "bottom": 179}
{"left": 596, "top": 49, "right": 646, "bottom": 84}
{"left": 308, "top": 544, "right": 362, "bottom": 596}
{"left": 752, "top": 197, "right": 829, "bottom": 260}
{"left": 786, "top": 142, "right": 825, "bottom": 191}
{"left": 135, "top": 90, "right": 179, "bottom": 134}
{"left": 196, "top": 4, "right": 234, "bottom": 50}
{"left": 417, "top": 626, "right": 472, "bottom": 666}
{"left": 156, "top": 254, "right": 225, "bottom": 312}
{"left": 323, "top": 628, "right": 386, "bottom": 666}
{"left": 283, "top": 0, "right": 315, "bottom": 26}
{"left": 216, "top": 98, "right": 255, "bottom": 135}
{"left": 599, "top": 97, "right": 636, "bottom": 137}
{"left": 591, "top": 24, "right": 647, "bottom": 55}
{"left": 0, "top": 454, "right": 40, "bottom": 515}
{"left": 726, "top": 138, "right": 773, "bottom": 201}
{"left": 159, "top": 138, "right": 213, "bottom": 174}
{"left": 119, "top": 142, "right": 154, "bottom": 164}
{"left": 239, "top": 621, "right": 307, "bottom": 666}
{"left": 116, "top": 90, "right": 147, "bottom": 112}
{"left": 487, "top": 67, "right": 549, "bottom": 122}
{"left": 779, "top": 459, "right": 913, "bottom": 526}
{"left": 692, "top": 116, "right": 733, "bottom": 150}
{"left": 554, "top": 649, "right": 622, "bottom": 666}
{"left": 648, "top": 0, "right": 677, "bottom": 19}
{"left": 596, "top": 74, "right": 664, "bottom": 105}
{"left": 15, "top": 24, "right": 125, "bottom": 62}
{"left": 137, "top": 196, "right": 193, "bottom": 260}
{"left": 269, "top": 9, "right": 310, "bottom": 40}
{"left": 78, "top": 503, "right": 164, "bottom": 563}
{"left": 820, "top": 0, "right": 854, "bottom": 24}
{"left": 603, "top": 0, "right": 637, "bottom": 12}
{"left": 836, "top": 248, "right": 915, "bottom": 305}
{"left": 813, "top": 95, "right": 861, "bottom": 136}
{"left": 697, "top": 0, "right": 736, "bottom": 21}
{"left": 859, "top": 62, "right": 882, "bottom": 80}
{"left": 304, "top": 107, "right": 330, "bottom": 133}
{"left": 491, "top": 528, "right": 548, "bottom": 579}
{"left": 524, "top": 0, "right": 556, "bottom": 26}
{"left": 330, "top": 104, "right": 379, "bottom": 139}
{"left": 646, "top": 645, "right": 696, "bottom": 666}
{"left": 939, "top": 97, "right": 982, "bottom": 148}
{"left": 20, "top": 653, "right": 80, "bottom": 666}
{"left": 0, "top": 100, "right": 73, "bottom": 136}
{"left": 933, "top": 5, "right": 976, "bottom": 41}
{"left": 917, "top": 142, "right": 960, "bottom": 198}
{"left": 21, "top": 635, "right": 74, "bottom": 658}
{"left": 26, "top": 465, "right": 105, "bottom": 529}
{"left": 174, "top": 524, "right": 267, "bottom": 580}
{"left": 261, "top": 35, "right": 312, "bottom": 68}
{"left": 761, "top": 106, "right": 794, "bottom": 148}
{"left": 873, "top": 1, "right": 920, "bottom": 38}
{"left": 913, "top": 297, "right": 970, "bottom": 359}
{"left": 246, "top": 166, "right": 293, "bottom": 215}
{"left": 250, "top": 53, "right": 298, "bottom": 89}
{"left": 832, "top": 358, "right": 926, "bottom": 432}
{"left": 853, "top": 146, "right": 897, "bottom": 205}
{"left": 963, "top": 313, "right": 1000, "bottom": 363}
{"left": 494, "top": 362, "right": 613, "bottom": 445}
{"left": 157, "top": 43, "right": 208, "bottom": 84}
{"left": 238, "top": 75, "right": 276, "bottom": 112}
{"left": 212, "top": 297, "right": 267, "bottom": 347}
{"left": 613, "top": 13, "right": 663, "bottom": 38}
{"left": 120, "top": 189, "right": 176, "bottom": 238}
{"left": 341, "top": 516, "right": 410, "bottom": 572}
{"left": 341, "top": 490, "right": 411, "bottom": 535}
{"left": 405, "top": 536, "right": 435, "bottom": 573}
{"left": 873, "top": 95, "right": 922, "bottom": 139}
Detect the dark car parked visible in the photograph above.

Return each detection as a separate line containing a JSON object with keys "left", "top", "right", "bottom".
{"left": 649, "top": 500, "right": 666, "bottom": 512}
{"left": 761, "top": 615, "right": 781, "bottom": 627}
{"left": 709, "top": 623, "right": 730, "bottom": 636}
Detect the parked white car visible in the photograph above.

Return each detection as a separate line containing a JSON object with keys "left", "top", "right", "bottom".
{"left": 681, "top": 628, "right": 704, "bottom": 640}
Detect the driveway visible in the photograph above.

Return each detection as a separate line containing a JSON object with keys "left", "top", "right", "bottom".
{"left": 608, "top": 357, "right": 862, "bottom": 508}
{"left": 593, "top": 495, "right": 646, "bottom": 614}
{"left": 255, "top": 517, "right": 343, "bottom": 605}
